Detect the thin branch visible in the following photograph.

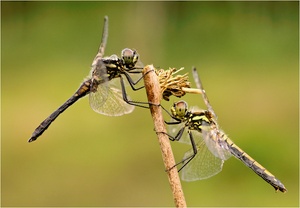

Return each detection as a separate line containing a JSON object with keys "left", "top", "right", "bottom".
{"left": 143, "top": 65, "right": 187, "bottom": 208}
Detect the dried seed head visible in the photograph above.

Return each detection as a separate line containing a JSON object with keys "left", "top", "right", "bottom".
{"left": 156, "top": 67, "right": 191, "bottom": 101}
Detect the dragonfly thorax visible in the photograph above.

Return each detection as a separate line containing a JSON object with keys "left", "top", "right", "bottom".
{"left": 101, "top": 54, "right": 124, "bottom": 80}
{"left": 102, "top": 54, "right": 123, "bottom": 70}
{"left": 187, "top": 111, "right": 211, "bottom": 132}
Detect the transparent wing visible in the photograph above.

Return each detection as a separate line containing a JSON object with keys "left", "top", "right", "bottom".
{"left": 89, "top": 77, "right": 134, "bottom": 116}
{"left": 135, "top": 58, "right": 144, "bottom": 70}
{"left": 202, "top": 122, "right": 232, "bottom": 161}
{"left": 89, "top": 80, "right": 109, "bottom": 111}
{"left": 192, "top": 68, "right": 217, "bottom": 119}
{"left": 189, "top": 105, "right": 204, "bottom": 113}
{"left": 181, "top": 130, "right": 224, "bottom": 181}
{"left": 88, "top": 59, "right": 110, "bottom": 112}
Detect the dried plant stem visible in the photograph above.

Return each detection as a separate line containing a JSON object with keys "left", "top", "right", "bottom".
{"left": 182, "top": 87, "right": 202, "bottom": 94}
{"left": 143, "top": 65, "right": 187, "bottom": 208}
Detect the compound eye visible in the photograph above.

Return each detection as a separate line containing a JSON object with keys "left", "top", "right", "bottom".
{"left": 132, "top": 50, "right": 139, "bottom": 64}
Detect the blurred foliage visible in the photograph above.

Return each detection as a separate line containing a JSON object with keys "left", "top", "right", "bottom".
{"left": 2, "top": 1, "right": 298, "bottom": 207}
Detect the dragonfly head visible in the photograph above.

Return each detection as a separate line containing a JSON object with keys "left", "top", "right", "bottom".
{"left": 121, "top": 48, "right": 139, "bottom": 69}
{"left": 171, "top": 100, "right": 188, "bottom": 119}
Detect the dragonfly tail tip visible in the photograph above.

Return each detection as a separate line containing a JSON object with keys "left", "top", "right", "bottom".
{"left": 28, "top": 137, "right": 36, "bottom": 143}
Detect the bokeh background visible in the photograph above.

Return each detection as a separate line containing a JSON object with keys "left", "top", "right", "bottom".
{"left": 2, "top": 1, "right": 298, "bottom": 207}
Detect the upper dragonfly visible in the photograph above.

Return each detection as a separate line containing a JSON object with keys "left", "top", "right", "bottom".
{"left": 165, "top": 67, "right": 287, "bottom": 192}
{"left": 28, "top": 16, "right": 145, "bottom": 143}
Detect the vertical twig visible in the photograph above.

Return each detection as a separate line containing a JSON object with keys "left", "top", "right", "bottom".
{"left": 143, "top": 65, "right": 187, "bottom": 208}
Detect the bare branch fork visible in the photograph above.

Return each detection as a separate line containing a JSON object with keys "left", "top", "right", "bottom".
{"left": 143, "top": 65, "right": 187, "bottom": 208}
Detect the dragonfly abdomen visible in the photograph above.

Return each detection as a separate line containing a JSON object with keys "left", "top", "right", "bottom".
{"left": 224, "top": 137, "right": 287, "bottom": 193}
{"left": 28, "top": 80, "right": 92, "bottom": 142}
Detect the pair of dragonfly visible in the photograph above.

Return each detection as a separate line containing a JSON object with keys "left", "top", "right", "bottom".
{"left": 28, "top": 16, "right": 287, "bottom": 193}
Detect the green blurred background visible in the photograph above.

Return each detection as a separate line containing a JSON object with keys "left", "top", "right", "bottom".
{"left": 2, "top": 1, "right": 298, "bottom": 207}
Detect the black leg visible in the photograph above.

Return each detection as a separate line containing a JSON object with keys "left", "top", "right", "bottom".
{"left": 176, "top": 131, "right": 198, "bottom": 172}
{"left": 119, "top": 68, "right": 164, "bottom": 109}
{"left": 123, "top": 71, "right": 144, "bottom": 91}
{"left": 164, "top": 130, "right": 198, "bottom": 173}
{"left": 122, "top": 68, "right": 152, "bottom": 91}
{"left": 119, "top": 75, "right": 152, "bottom": 109}
{"left": 156, "top": 127, "right": 185, "bottom": 141}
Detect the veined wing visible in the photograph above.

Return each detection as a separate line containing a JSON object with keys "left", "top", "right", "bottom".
{"left": 89, "top": 58, "right": 110, "bottom": 113}
{"left": 89, "top": 76, "right": 134, "bottom": 116}
{"left": 201, "top": 121, "right": 232, "bottom": 161}
{"left": 134, "top": 58, "right": 144, "bottom": 70}
{"left": 192, "top": 67, "right": 217, "bottom": 119}
{"left": 181, "top": 130, "right": 224, "bottom": 181}
{"left": 168, "top": 113, "right": 225, "bottom": 181}
{"left": 91, "top": 16, "right": 108, "bottom": 68}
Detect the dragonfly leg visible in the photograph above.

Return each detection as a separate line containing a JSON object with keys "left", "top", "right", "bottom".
{"left": 176, "top": 131, "right": 197, "bottom": 172}
{"left": 158, "top": 111, "right": 185, "bottom": 141}
{"left": 121, "top": 70, "right": 174, "bottom": 112}
{"left": 166, "top": 131, "right": 198, "bottom": 173}
{"left": 119, "top": 68, "right": 164, "bottom": 108}
{"left": 170, "top": 127, "right": 185, "bottom": 141}
{"left": 160, "top": 104, "right": 176, "bottom": 119}
{"left": 155, "top": 127, "right": 184, "bottom": 142}
{"left": 123, "top": 71, "right": 145, "bottom": 91}
{"left": 119, "top": 75, "right": 156, "bottom": 109}
{"left": 123, "top": 67, "right": 154, "bottom": 91}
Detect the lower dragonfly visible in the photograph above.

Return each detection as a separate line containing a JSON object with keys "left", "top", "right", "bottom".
{"left": 28, "top": 16, "right": 146, "bottom": 143}
{"left": 164, "top": 67, "right": 287, "bottom": 192}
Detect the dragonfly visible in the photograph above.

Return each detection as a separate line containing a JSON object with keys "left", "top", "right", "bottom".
{"left": 28, "top": 16, "right": 146, "bottom": 143}
{"left": 164, "top": 67, "right": 287, "bottom": 192}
